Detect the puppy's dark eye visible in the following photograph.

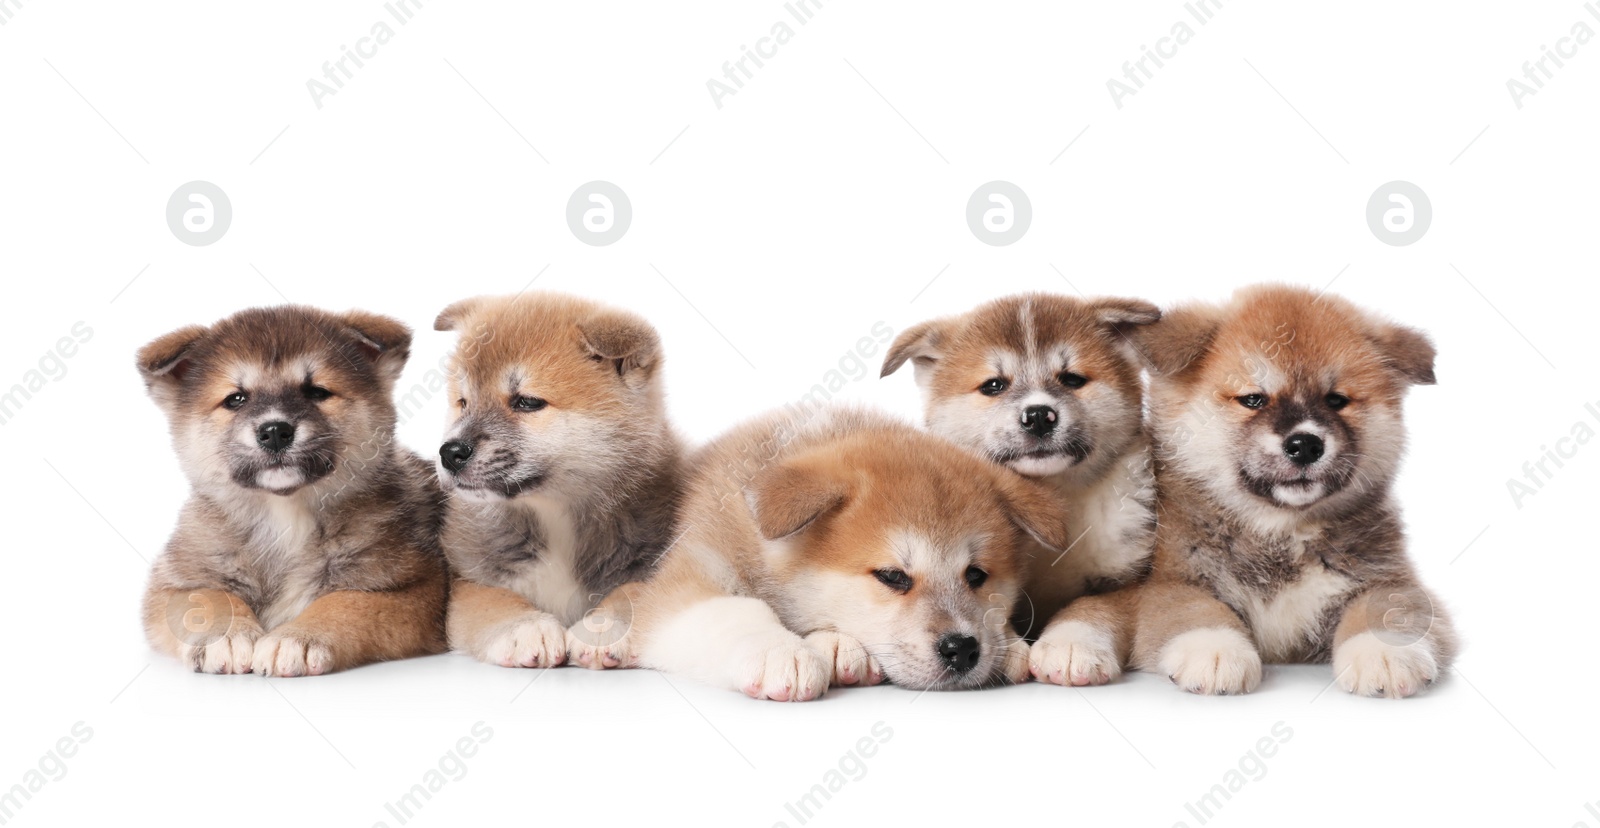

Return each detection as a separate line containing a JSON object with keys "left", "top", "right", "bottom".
{"left": 222, "top": 392, "right": 248, "bottom": 410}
{"left": 1236, "top": 393, "right": 1268, "bottom": 410}
{"left": 965, "top": 566, "right": 988, "bottom": 589}
{"left": 874, "top": 569, "right": 913, "bottom": 593}
{"left": 978, "top": 378, "right": 1009, "bottom": 397}
{"left": 1325, "top": 393, "right": 1350, "bottom": 411}
{"left": 1058, "top": 372, "right": 1089, "bottom": 390}
{"left": 456, "top": 398, "right": 468, "bottom": 410}
{"left": 303, "top": 385, "right": 332, "bottom": 402}
{"left": 510, "top": 395, "right": 547, "bottom": 413}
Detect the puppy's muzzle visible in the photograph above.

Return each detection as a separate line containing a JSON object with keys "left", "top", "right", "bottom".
{"left": 1283, "top": 432, "right": 1325, "bottom": 467}
{"left": 439, "top": 440, "right": 474, "bottom": 473}
{"left": 936, "top": 633, "right": 980, "bottom": 675}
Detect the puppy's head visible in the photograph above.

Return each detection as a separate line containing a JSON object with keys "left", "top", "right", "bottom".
{"left": 1129, "top": 283, "right": 1436, "bottom": 523}
{"left": 433, "top": 292, "right": 665, "bottom": 502}
{"left": 748, "top": 428, "right": 1070, "bottom": 690}
{"left": 882, "top": 293, "right": 1159, "bottom": 482}
{"left": 137, "top": 306, "right": 410, "bottom": 496}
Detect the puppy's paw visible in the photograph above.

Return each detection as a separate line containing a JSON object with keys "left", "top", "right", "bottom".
{"left": 1030, "top": 621, "right": 1121, "bottom": 687}
{"left": 252, "top": 631, "right": 335, "bottom": 677}
{"left": 481, "top": 614, "right": 568, "bottom": 669}
{"left": 1333, "top": 632, "right": 1437, "bottom": 699}
{"left": 804, "top": 631, "right": 883, "bottom": 687}
{"left": 1157, "top": 627, "right": 1262, "bottom": 696}
{"left": 180, "top": 627, "right": 262, "bottom": 675}
{"left": 567, "top": 609, "right": 635, "bottom": 671}
{"left": 1002, "top": 637, "right": 1032, "bottom": 685}
{"left": 738, "top": 640, "right": 831, "bottom": 702}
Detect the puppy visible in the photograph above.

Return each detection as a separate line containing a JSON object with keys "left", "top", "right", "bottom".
{"left": 881, "top": 293, "right": 1161, "bottom": 685}
{"left": 433, "top": 293, "right": 683, "bottom": 669}
{"left": 623, "top": 407, "right": 1071, "bottom": 700}
{"left": 1058, "top": 284, "right": 1456, "bottom": 697}
{"left": 138, "top": 307, "right": 448, "bottom": 676}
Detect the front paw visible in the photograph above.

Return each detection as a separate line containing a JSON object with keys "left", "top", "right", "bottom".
{"left": 738, "top": 640, "right": 831, "bottom": 702}
{"left": 180, "top": 626, "right": 262, "bottom": 675}
{"left": 1157, "top": 627, "right": 1262, "bottom": 695}
{"left": 480, "top": 614, "right": 567, "bottom": 668}
{"left": 1002, "top": 637, "right": 1032, "bottom": 684}
{"left": 1030, "top": 621, "right": 1121, "bottom": 687}
{"left": 804, "top": 631, "right": 883, "bottom": 687}
{"left": 252, "top": 631, "right": 335, "bottom": 677}
{"left": 567, "top": 608, "right": 635, "bottom": 670}
{"left": 1333, "top": 632, "right": 1438, "bottom": 699}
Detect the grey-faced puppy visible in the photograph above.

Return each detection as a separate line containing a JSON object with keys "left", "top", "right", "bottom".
{"left": 139, "top": 306, "right": 448, "bottom": 676}
{"left": 433, "top": 292, "right": 683, "bottom": 669}
{"left": 882, "top": 293, "right": 1161, "bottom": 685}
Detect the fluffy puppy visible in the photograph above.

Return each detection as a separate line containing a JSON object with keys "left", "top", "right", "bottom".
{"left": 138, "top": 307, "right": 448, "bottom": 676}
{"left": 433, "top": 293, "right": 683, "bottom": 669}
{"left": 881, "top": 293, "right": 1160, "bottom": 685}
{"left": 623, "top": 407, "right": 1071, "bottom": 701}
{"left": 1057, "top": 284, "right": 1456, "bottom": 697}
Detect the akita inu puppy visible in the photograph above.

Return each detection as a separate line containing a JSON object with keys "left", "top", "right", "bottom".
{"left": 881, "top": 294, "right": 1161, "bottom": 685}
{"left": 1058, "top": 284, "right": 1456, "bottom": 697}
{"left": 433, "top": 293, "right": 683, "bottom": 669}
{"left": 138, "top": 307, "right": 449, "bottom": 676}
{"left": 623, "top": 407, "right": 1071, "bottom": 700}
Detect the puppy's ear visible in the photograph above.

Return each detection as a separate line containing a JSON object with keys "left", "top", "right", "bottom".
{"left": 341, "top": 310, "right": 412, "bottom": 383}
{"left": 1090, "top": 297, "right": 1161, "bottom": 331}
{"left": 138, "top": 325, "right": 208, "bottom": 410}
{"left": 1371, "top": 322, "right": 1437, "bottom": 385}
{"left": 434, "top": 297, "right": 484, "bottom": 332}
{"left": 880, "top": 318, "right": 951, "bottom": 387}
{"left": 1126, "top": 303, "right": 1222, "bottom": 377}
{"left": 577, "top": 310, "right": 662, "bottom": 380}
{"left": 993, "top": 470, "right": 1074, "bottom": 554}
{"left": 746, "top": 457, "right": 851, "bottom": 541}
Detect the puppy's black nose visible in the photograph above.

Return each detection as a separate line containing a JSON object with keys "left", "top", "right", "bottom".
{"left": 256, "top": 421, "right": 295, "bottom": 452}
{"left": 936, "top": 633, "right": 981, "bottom": 675}
{"left": 1020, "top": 405, "right": 1058, "bottom": 437}
{"left": 440, "top": 441, "right": 474, "bottom": 473}
{"left": 1283, "top": 433, "right": 1325, "bottom": 466}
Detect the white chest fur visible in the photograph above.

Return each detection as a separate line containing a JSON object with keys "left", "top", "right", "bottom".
{"left": 238, "top": 494, "right": 324, "bottom": 630}
{"left": 1236, "top": 533, "right": 1353, "bottom": 661}
{"left": 501, "top": 495, "right": 589, "bottom": 626}
{"left": 1025, "top": 450, "right": 1154, "bottom": 616}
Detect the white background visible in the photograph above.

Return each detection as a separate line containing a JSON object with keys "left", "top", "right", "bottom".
{"left": 2, "top": 2, "right": 1597, "bottom": 826}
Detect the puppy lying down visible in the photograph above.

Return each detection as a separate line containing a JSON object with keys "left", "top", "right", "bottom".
{"left": 617, "top": 407, "right": 1072, "bottom": 700}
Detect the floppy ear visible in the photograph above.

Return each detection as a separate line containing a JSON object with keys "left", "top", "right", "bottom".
{"left": 1371, "top": 322, "right": 1437, "bottom": 385}
{"left": 1090, "top": 297, "right": 1161, "bottom": 331}
{"left": 880, "top": 317, "right": 952, "bottom": 387}
{"left": 341, "top": 310, "right": 412, "bottom": 383}
{"left": 746, "top": 457, "right": 851, "bottom": 541}
{"left": 577, "top": 310, "right": 662, "bottom": 379}
{"left": 136, "top": 324, "right": 208, "bottom": 407}
{"left": 1125, "top": 302, "right": 1223, "bottom": 377}
{"left": 992, "top": 470, "right": 1073, "bottom": 554}
{"left": 434, "top": 297, "right": 484, "bottom": 332}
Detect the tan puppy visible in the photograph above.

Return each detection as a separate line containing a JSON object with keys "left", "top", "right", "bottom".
{"left": 622, "top": 407, "right": 1072, "bottom": 700}
{"left": 138, "top": 307, "right": 448, "bottom": 676}
{"left": 1056, "top": 284, "right": 1456, "bottom": 697}
{"left": 881, "top": 293, "right": 1160, "bottom": 685}
{"left": 433, "top": 293, "right": 683, "bottom": 669}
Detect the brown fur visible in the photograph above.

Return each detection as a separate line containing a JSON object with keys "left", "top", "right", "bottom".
{"left": 138, "top": 306, "right": 448, "bottom": 676}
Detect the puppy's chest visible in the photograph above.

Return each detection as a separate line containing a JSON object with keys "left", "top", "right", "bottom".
{"left": 1203, "top": 528, "right": 1356, "bottom": 661}
{"left": 235, "top": 499, "right": 330, "bottom": 630}
{"left": 1029, "top": 463, "right": 1155, "bottom": 605}
{"left": 480, "top": 500, "right": 590, "bottom": 627}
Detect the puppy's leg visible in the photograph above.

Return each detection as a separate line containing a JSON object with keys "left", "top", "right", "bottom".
{"left": 1330, "top": 584, "right": 1455, "bottom": 699}
{"left": 144, "top": 587, "right": 264, "bottom": 674}
{"left": 1130, "top": 581, "right": 1262, "bottom": 695}
{"left": 254, "top": 570, "right": 448, "bottom": 677}
{"left": 567, "top": 581, "right": 643, "bottom": 670}
{"left": 638, "top": 590, "right": 830, "bottom": 702}
{"left": 1029, "top": 587, "right": 1138, "bottom": 687}
{"left": 804, "top": 631, "right": 885, "bottom": 687}
{"left": 448, "top": 579, "right": 567, "bottom": 669}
